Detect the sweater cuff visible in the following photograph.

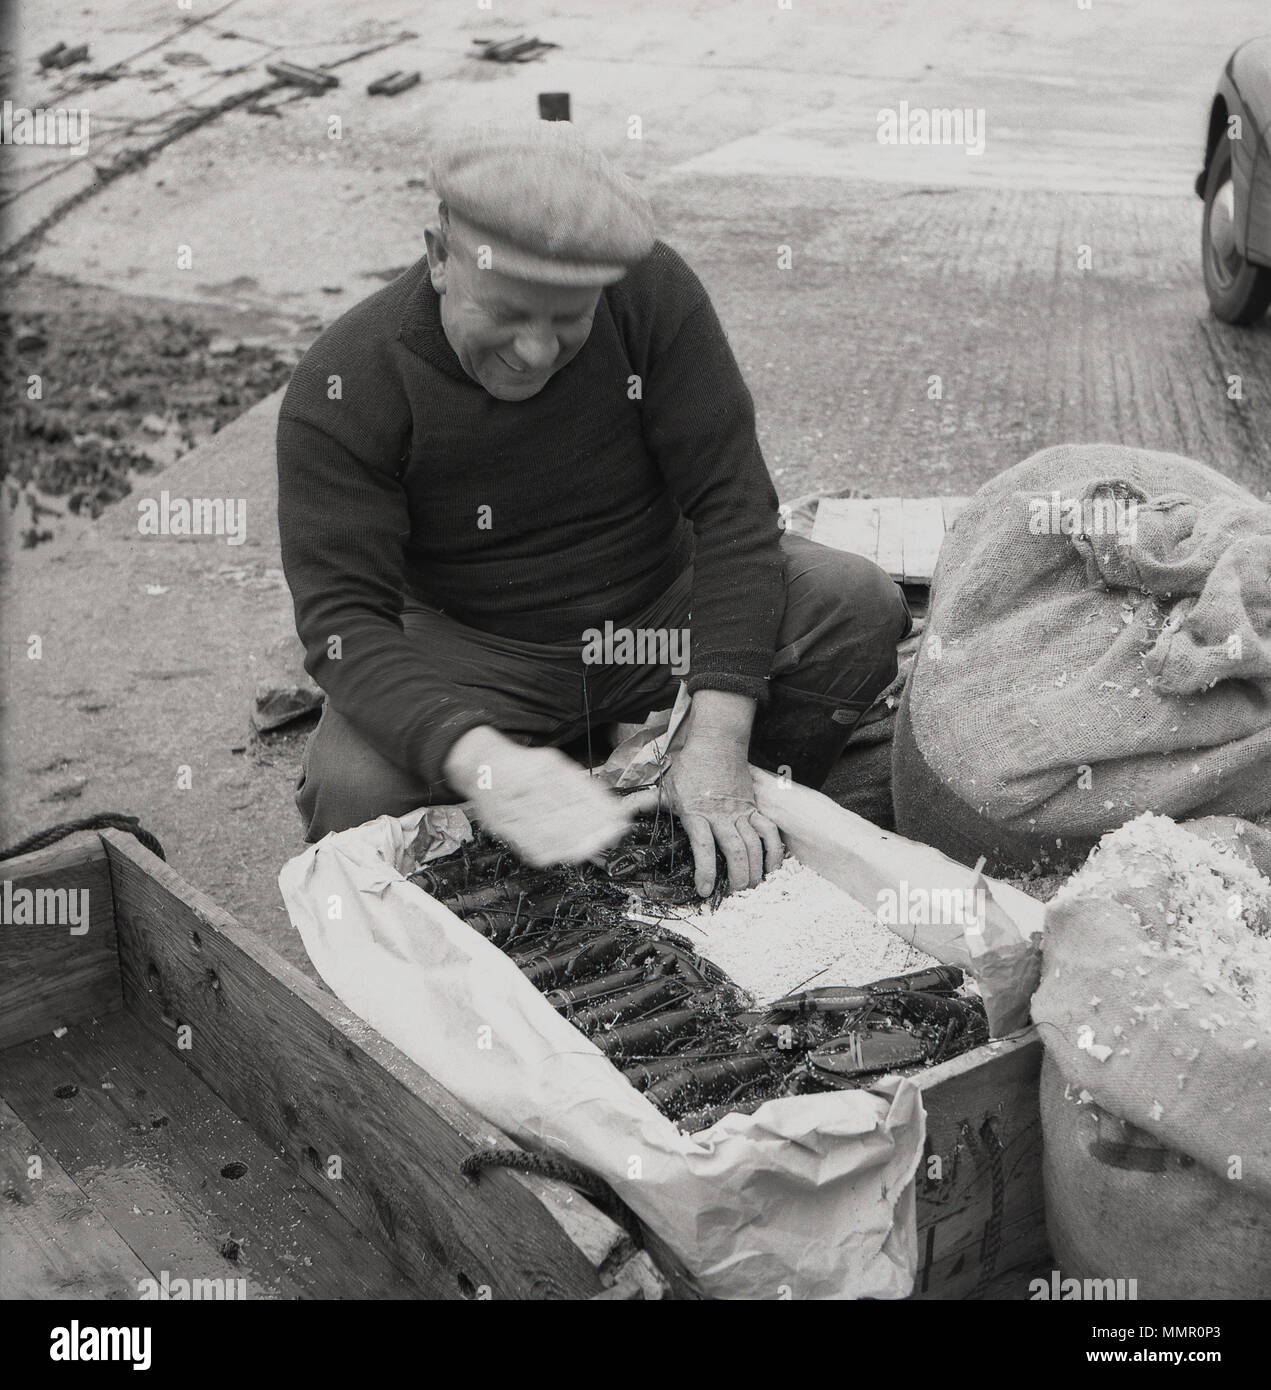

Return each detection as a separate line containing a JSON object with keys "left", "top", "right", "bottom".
{"left": 686, "top": 666, "right": 771, "bottom": 707}
{"left": 405, "top": 704, "right": 504, "bottom": 794}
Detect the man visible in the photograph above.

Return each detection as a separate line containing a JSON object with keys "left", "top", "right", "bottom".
{"left": 277, "top": 120, "right": 909, "bottom": 895}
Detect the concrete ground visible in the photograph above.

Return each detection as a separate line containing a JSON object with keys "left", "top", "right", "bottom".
{"left": 4, "top": 0, "right": 1271, "bottom": 970}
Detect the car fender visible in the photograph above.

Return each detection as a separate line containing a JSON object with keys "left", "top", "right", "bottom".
{"left": 1229, "top": 37, "right": 1271, "bottom": 265}
{"left": 1198, "top": 78, "right": 1255, "bottom": 259}
{"left": 1230, "top": 35, "right": 1271, "bottom": 134}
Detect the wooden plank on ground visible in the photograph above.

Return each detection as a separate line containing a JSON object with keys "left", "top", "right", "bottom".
{"left": 811, "top": 495, "right": 971, "bottom": 584}
{"left": 101, "top": 830, "right": 628, "bottom": 1300}
{"left": 0, "top": 1015, "right": 419, "bottom": 1299}
{"left": 0, "top": 1097, "right": 152, "bottom": 1300}
{"left": 810, "top": 497, "right": 879, "bottom": 562}
{"left": 872, "top": 498, "right": 906, "bottom": 580}
{"left": 0, "top": 834, "right": 121, "bottom": 1050}
{"left": 942, "top": 496, "right": 970, "bottom": 530}
{"left": 910, "top": 1030, "right": 1047, "bottom": 1300}
{"left": 899, "top": 497, "right": 947, "bottom": 584}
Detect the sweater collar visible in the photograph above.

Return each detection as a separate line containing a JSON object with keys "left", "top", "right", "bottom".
{"left": 398, "top": 263, "right": 475, "bottom": 384}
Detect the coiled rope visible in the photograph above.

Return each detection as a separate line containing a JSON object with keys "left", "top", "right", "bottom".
{"left": 0, "top": 813, "right": 166, "bottom": 862}
{"left": 460, "top": 1147, "right": 608, "bottom": 1201}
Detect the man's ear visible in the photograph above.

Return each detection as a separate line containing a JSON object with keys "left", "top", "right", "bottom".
{"left": 424, "top": 225, "right": 448, "bottom": 293}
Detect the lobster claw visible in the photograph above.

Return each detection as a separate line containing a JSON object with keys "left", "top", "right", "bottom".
{"left": 767, "top": 966, "right": 966, "bottom": 1015}
{"left": 765, "top": 985, "right": 875, "bottom": 1015}
{"left": 805, "top": 1025, "right": 931, "bottom": 1084}
{"left": 874, "top": 990, "right": 990, "bottom": 1051}
{"left": 860, "top": 965, "right": 965, "bottom": 996}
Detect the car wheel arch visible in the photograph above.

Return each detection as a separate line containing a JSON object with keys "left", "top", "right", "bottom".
{"left": 1205, "top": 94, "right": 1230, "bottom": 175}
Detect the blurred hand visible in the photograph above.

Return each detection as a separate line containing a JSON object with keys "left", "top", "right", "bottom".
{"left": 443, "top": 727, "right": 632, "bottom": 865}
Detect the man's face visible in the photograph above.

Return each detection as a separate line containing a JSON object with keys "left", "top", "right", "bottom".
{"left": 429, "top": 223, "right": 601, "bottom": 401}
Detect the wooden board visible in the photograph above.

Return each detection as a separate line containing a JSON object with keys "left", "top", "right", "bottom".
{"left": 873, "top": 497, "right": 907, "bottom": 581}
{"left": 0, "top": 1098, "right": 152, "bottom": 1300}
{"left": 101, "top": 830, "right": 633, "bottom": 1300}
{"left": 899, "top": 497, "right": 948, "bottom": 584}
{"left": 0, "top": 1015, "right": 421, "bottom": 1299}
{"left": 0, "top": 834, "right": 121, "bottom": 1050}
{"left": 810, "top": 496, "right": 879, "bottom": 559}
{"left": 911, "top": 1030, "right": 1047, "bottom": 1299}
{"left": 811, "top": 495, "right": 968, "bottom": 585}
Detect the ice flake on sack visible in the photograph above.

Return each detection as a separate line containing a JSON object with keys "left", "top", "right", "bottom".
{"left": 1075, "top": 1023, "right": 1113, "bottom": 1063}
{"left": 1070, "top": 814, "right": 1271, "bottom": 1021}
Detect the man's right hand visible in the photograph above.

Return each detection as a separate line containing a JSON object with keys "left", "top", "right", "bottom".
{"left": 442, "top": 726, "right": 632, "bottom": 866}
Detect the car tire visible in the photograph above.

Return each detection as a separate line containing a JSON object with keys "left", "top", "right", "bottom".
{"left": 1202, "top": 142, "right": 1271, "bottom": 325}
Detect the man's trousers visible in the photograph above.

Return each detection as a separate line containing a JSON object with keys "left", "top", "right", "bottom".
{"left": 296, "top": 533, "right": 911, "bottom": 840}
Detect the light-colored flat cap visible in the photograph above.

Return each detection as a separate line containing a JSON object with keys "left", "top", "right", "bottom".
{"left": 429, "top": 119, "right": 655, "bottom": 286}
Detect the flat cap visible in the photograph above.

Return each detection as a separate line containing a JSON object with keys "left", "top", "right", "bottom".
{"left": 429, "top": 119, "right": 655, "bottom": 286}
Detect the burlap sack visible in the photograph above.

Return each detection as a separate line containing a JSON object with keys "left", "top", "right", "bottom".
{"left": 1032, "top": 814, "right": 1271, "bottom": 1298}
{"left": 1039, "top": 1054, "right": 1271, "bottom": 1299}
{"left": 894, "top": 444, "right": 1271, "bottom": 873}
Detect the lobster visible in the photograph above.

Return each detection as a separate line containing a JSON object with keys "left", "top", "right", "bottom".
{"left": 788, "top": 989, "right": 990, "bottom": 1091}
{"left": 765, "top": 964, "right": 966, "bottom": 1015}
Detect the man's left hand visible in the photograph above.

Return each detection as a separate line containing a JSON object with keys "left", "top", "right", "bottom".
{"left": 663, "top": 692, "right": 784, "bottom": 897}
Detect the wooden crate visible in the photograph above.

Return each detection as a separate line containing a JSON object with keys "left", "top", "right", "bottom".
{"left": 910, "top": 1029, "right": 1045, "bottom": 1299}
{"left": 0, "top": 831, "right": 662, "bottom": 1301}
{"left": 0, "top": 830, "right": 1046, "bottom": 1300}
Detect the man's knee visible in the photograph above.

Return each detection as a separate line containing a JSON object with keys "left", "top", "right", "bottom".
{"left": 296, "top": 705, "right": 440, "bottom": 841}
{"left": 775, "top": 535, "right": 911, "bottom": 684}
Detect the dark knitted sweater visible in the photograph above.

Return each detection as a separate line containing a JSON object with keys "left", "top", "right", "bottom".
{"left": 276, "top": 240, "right": 784, "bottom": 787}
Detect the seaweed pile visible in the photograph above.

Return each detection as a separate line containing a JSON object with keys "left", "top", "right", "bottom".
{"left": 408, "top": 811, "right": 989, "bottom": 1131}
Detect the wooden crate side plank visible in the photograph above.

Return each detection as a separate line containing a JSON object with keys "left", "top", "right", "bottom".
{"left": 102, "top": 832, "right": 616, "bottom": 1300}
{"left": 0, "top": 1097, "right": 153, "bottom": 1300}
{"left": 910, "top": 1033, "right": 1047, "bottom": 1299}
{"left": 0, "top": 834, "right": 121, "bottom": 1050}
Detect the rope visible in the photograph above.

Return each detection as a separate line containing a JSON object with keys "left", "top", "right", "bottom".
{"left": 0, "top": 813, "right": 166, "bottom": 862}
{"left": 460, "top": 1147, "right": 609, "bottom": 1201}
{"left": 461, "top": 1146, "right": 648, "bottom": 1247}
